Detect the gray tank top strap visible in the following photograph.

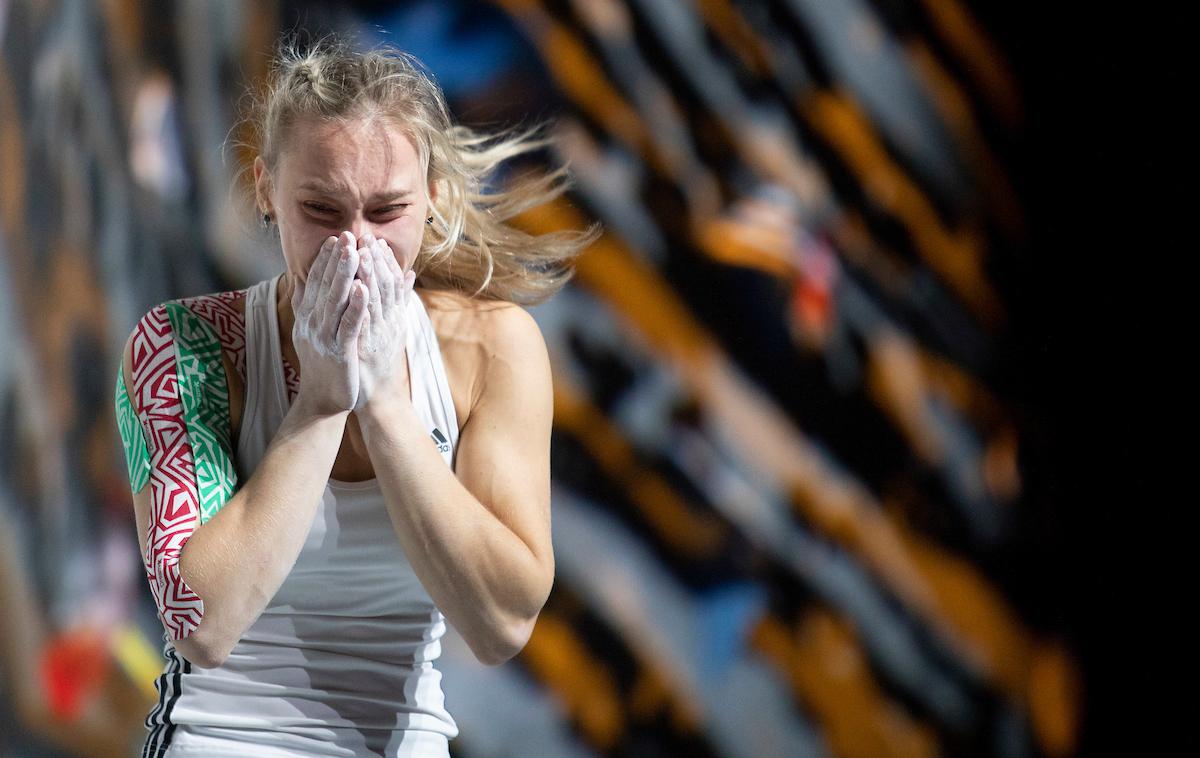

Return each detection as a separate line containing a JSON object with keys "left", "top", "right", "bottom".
{"left": 408, "top": 289, "right": 461, "bottom": 469}
{"left": 237, "top": 276, "right": 287, "bottom": 466}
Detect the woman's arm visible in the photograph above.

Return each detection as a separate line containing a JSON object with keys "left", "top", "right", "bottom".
{"left": 120, "top": 322, "right": 347, "bottom": 668}
{"left": 357, "top": 302, "right": 555, "bottom": 666}
{"left": 120, "top": 237, "right": 369, "bottom": 667}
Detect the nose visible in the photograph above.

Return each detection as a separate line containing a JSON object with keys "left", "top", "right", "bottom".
{"left": 347, "top": 215, "right": 381, "bottom": 248}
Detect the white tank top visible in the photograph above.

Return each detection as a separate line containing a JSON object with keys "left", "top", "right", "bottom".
{"left": 146, "top": 274, "right": 461, "bottom": 758}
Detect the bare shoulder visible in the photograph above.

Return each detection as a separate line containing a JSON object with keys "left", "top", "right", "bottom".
{"left": 416, "top": 288, "right": 550, "bottom": 424}
{"left": 418, "top": 287, "right": 546, "bottom": 358}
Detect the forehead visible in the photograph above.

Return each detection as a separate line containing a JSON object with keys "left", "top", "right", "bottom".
{"left": 277, "top": 116, "right": 422, "bottom": 192}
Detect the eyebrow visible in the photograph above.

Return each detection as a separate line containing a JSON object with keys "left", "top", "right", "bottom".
{"left": 298, "top": 181, "right": 414, "bottom": 201}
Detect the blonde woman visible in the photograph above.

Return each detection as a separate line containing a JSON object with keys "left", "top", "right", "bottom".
{"left": 115, "top": 35, "right": 597, "bottom": 757}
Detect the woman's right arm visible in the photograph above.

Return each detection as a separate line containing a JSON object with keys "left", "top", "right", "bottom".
{"left": 123, "top": 366, "right": 347, "bottom": 669}
{"left": 119, "top": 236, "right": 366, "bottom": 668}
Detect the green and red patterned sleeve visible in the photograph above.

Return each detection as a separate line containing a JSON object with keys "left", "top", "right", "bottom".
{"left": 114, "top": 291, "right": 246, "bottom": 640}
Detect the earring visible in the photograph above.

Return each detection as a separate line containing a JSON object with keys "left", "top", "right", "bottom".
{"left": 426, "top": 215, "right": 433, "bottom": 224}
{"left": 261, "top": 212, "right": 272, "bottom": 228}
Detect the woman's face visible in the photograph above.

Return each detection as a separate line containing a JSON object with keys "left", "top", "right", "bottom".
{"left": 255, "top": 115, "right": 432, "bottom": 284}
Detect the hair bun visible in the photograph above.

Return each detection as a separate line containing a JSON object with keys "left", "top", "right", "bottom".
{"left": 297, "top": 62, "right": 319, "bottom": 86}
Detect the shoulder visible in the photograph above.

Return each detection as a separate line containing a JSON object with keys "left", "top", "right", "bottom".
{"left": 419, "top": 286, "right": 542, "bottom": 338}
{"left": 124, "top": 289, "right": 247, "bottom": 347}
{"left": 122, "top": 288, "right": 250, "bottom": 388}
{"left": 418, "top": 288, "right": 547, "bottom": 364}
{"left": 417, "top": 288, "right": 550, "bottom": 417}
{"left": 175, "top": 289, "right": 248, "bottom": 328}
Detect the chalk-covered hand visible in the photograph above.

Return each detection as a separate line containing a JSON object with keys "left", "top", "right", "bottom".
{"left": 353, "top": 233, "right": 416, "bottom": 413}
{"left": 291, "top": 232, "right": 368, "bottom": 416}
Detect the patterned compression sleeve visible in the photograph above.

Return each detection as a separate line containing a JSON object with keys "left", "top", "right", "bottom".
{"left": 124, "top": 300, "right": 241, "bottom": 640}
{"left": 115, "top": 366, "right": 150, "bottom": 493}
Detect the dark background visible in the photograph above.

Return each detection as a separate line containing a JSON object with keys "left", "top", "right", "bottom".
{"left": 979, "top": 3, "right": 1182, "bottom": 753}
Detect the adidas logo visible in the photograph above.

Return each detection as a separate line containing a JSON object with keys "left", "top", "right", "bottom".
{"left": 430, "top": 427, "right": 450, "bottom": 454}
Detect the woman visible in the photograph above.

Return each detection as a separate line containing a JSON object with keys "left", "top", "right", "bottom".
{"left": 115, "top": 36, "right": 597, "bottom": 757}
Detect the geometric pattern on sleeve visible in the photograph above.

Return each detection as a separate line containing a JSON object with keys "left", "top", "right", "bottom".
{"left": 176, "top": 290, "right": 247, "bottom": 384}
{"left": 115, "top": 364, "right": 151, "bottom": 493}
{"left": 131, "top": 304, "right": 206, "bottom": 640}
{"left": 176, "top": 288, "right": 300, "bottom": 402}
{"left": 164, "top": 302, "right": 238, "bottom": 524}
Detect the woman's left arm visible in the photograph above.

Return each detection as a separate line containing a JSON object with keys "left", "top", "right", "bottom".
{"left": 357, "top": 301, "right": 554, "bottom": 667}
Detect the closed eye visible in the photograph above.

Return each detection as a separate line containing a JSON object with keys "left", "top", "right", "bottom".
{"left": 302, "top": 201, "right": 410, "bottom": 215}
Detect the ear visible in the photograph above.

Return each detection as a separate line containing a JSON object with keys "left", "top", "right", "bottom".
{"left": 254, "top": 156, "right": 274, "bottom": 216}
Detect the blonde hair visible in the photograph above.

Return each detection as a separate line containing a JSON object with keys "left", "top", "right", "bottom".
{"left": 236, "top": 33, "right": 599, "bottom": 305}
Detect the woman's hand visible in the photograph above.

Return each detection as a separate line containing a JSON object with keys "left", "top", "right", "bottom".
{"left": 291, "top": 232, "right": 369, "bottom": 416}
{"left": 353, "top": 232, "right": 416, "bottom": 413}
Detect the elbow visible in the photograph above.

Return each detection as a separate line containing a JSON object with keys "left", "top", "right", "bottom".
{"left": 171, "top": 628, "right": 231, "bottom": 669}
{"left": 477, "top": 566, "right": 551, "bottom": 665}
{"left": 469, "top": 565, "right": 552, "bottom": 666}
{"left": 470, "top": 614, "right": 539, "bottom": 667}
{"left": 187, "top": 647, "right": 228, "bottom": 670}
{"left": 470, "top": 646, "right": 512, "bottom": 668}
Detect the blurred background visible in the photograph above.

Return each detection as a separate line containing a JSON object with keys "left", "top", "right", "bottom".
{"left": 0, "top": 1, "right": 1170, "bottom": 756}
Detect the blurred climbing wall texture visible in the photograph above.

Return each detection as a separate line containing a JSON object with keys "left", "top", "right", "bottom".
{"left": 0, "top": 1, "right": 1082, "bottom": 757}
